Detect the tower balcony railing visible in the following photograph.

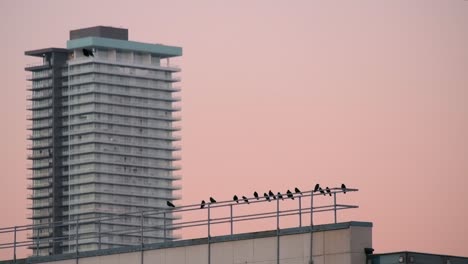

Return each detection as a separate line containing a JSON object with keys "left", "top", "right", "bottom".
{"left": 62, "top": 118, "right": 181, "bottom": 131}
{"left": 27, "top": 121, "right": 53, "bottom": 130}
{"left": 62, "top": 137, "right": 181, "bottom": 151}
{"left": 62, "top": 127, "right": 181, "bottom": 141}
{"left": 0, "top": 187, "right": 358, "bottom": 260}
{"left": 27, "top": 130, "right": 53, "bottom": 140}
{"left": 27, "top": 91, "right": 53, "bottom": 100}
{"left": 66, "top": 66, "right": 180, "bottom": 82}
{"left": 27, "top": 180, "right": 53, "bottom": 189}
{"left": 67, "top": 57, "right": 180, "bottom": 72}
{"left": 65, "top": 99, "right": 180, "bottom": 112}
{"left": 26, "top": 111, "right": 53, "bottom": 120}
{"left": 27, "top": 101, "right": 53, "bottom": 110}
{"left": 62, "top": 157, "right": 180, "bottom": 170}
{"left": 67, "top": 76, "right": 180, "bottom": 90}
{"left": 25, "top": 61, "right": 50, "bottom": 69}
{"left": 27, "top": 151, "right": 52, "bottom": 160}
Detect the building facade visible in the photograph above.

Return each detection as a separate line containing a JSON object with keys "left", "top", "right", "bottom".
{"left": 25, "top": 26, "right": 182, "bottom": 256}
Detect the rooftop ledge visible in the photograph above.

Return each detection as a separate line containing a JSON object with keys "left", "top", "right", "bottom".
{"left": 24, "top": 221, "right": 372, "bottom": 264}
{"left": 67, "top": 37, "right": 182, "bottom": 58}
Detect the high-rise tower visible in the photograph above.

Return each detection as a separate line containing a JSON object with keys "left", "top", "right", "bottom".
{"left": 25, "top": 26, "right": 182, "bottom": 255}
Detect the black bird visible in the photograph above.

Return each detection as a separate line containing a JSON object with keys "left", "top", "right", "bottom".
{"left": 319, "top": 187, "right": 326, "bottom": 196}
{"left": 277, "top": 192, "right": 284, "bottom": 201}
{"left": 254, "top": 191, "right": 259, "bottom": 200}
{"left": 286, "top": 190, "right": 294, "bottom": 200}
{"left": 325, "top": 187, "right": 332, "bottom": 196}
{"left": 166, "top": 201, "right": 175, "bottom": 208}
{"left": 82, "top": 48, "right": 94, "bottom": 57}
{"left": 233, "top": 195, "right": 239, "bottom": 203}
{"left": 341, "top": 184, "right": 347, "bottom": 194}
{"left": 268, "top": 190, "right": 276, "bottom": 200}
{"left": 200, "top": 200, "right": 206, "bottom": 209}
{"left": 314, "top": 184, "right": 320, "bottom": 192}
{"left": 295, "top": 187, "right": 303, "bottom": 195}
{"left": 263, "top": 193, "right": 271, "bottom": 202}
{"left": 210, "top": 197, "right": 217, "bottom": 203}
{"left": 242, "top": 196, "right": 249, "bottom": 204}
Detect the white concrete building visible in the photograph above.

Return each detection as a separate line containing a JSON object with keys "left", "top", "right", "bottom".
{"left": 25, "top": 26, "right": 182, "bottom": 256}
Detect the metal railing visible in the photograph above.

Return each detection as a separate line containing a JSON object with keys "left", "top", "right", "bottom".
{"left": 0, "top": 187, "right": 357, "bottom": 261}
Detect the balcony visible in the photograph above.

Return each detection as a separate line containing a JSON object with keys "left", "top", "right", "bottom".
{"left": 67, "top": 76, "right": 180, "bottom": 91}
{"left": 27, "top": 91, "right": 53, "bottom": 100}
{"left": 28, "top": 130, "right": 53, "bottom": 140}
{"left": 25, "top": 61, "right": 51, "bottom": 70}
{"left": 27, "top": 151, "right": 52, "bottom": 160}
{"left": 63, "top": 127, "right": 181, "bottom": 141}
{"left": 63, "top": 98, "right": 180, "bottom": 112}
{"left": 62, "top": 117, "right": 181, "bottom": 131}
{"left": 27, "top": 101, "right": 53, "bottom": 110}
{"left": 67, "top": 57, "right": 181, "bottom": 72}
{"left": 27, "top": 180, "right": 53, "bottom": 190}
{"left": 27, "top": 171, "right": 53, "bottom": 180}
{"left": 27, "top": 111, "right": 53, "bottom": 120}
{"left": 62, "top": 158, "right": 181, "bottom": 171}
{"left": 28, "top": 190, "right": 53, "bottom": 200}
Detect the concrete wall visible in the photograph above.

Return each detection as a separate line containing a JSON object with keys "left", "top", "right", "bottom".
{"left": 27, "top": 222, "right": 372, "bottom": 264}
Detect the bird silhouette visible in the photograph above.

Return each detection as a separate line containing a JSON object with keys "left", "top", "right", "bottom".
{"left": 295, "top": 187, "right": 302, "bottom": 195}
{"left": 264, "top": 193, "right": 271, "bottom": 202}
{"left": 325, "top": 187, "right": 332, "bottom": 196}
{"left": 82, "top": 48, "right": 94, "bottom": 57}
{"left": 242, "top": 196, "right": 249, "bottom": 204}
{"left": 269, "top": 190, "right": 276, "bottom": 200}
{"left": 254, "top": 191, "right": 259, "bottom": 200}
{"left": 210, "top": 197, "right": 217, "bottom": 203}
{"left": 319, "top": 187, "right": 326, "bottom": 196}
{"left": 341, "top": 184, "right": 347, "bottom": 194}
{"left": 277, "top": 192, "right": 284, "bottom": 201}
{"left": 233, "top": 195, "right": 239, "bottom": 203}
{"left": 286, "top": 190, "right": 294, "bottom": 200}
{"left": 200, "top": 200, "right": 206, "bottom": 209}
{"left": 314, "top": 184, "right": 320, "bottom": 192}
{"left": 167, "top": 201, "right": 175, "bottom": 208}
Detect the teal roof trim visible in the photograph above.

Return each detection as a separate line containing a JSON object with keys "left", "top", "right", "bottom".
{"left": 67, "top": 37, "right": 182, "bottom": 58}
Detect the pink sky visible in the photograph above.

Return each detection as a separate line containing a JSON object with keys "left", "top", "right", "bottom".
{"left": 1, "top": 0, "right": 467, "bottom": 259}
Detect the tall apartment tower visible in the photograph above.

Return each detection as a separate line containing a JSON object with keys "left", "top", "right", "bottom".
{"left": 25, "top": 26, "right": 182, "bottom": 256}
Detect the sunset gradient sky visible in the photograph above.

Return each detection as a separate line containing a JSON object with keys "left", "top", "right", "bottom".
{"left": 1, "top": 0, "right": 467, "bottom": 259}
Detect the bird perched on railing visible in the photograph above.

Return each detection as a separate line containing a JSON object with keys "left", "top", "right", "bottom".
{"left": 200, "top": 200, "right": 206, "bottom": 209}
{"left": 314, "top": 184, "right": 320, "bottom": 192}
{"left": 341, "top": 184, "right": 347, "bottom": 194}
{"left": 264, "top": 193, "right": 271, "bottom": 202}
{"left": 286, "top": 190, "right": 294, "bottom": 200}
{"left": 167, "top": 201, "right": 175, "bottom": 208}
{"left": 268, "top": 190, "right": 276, "bottom": 200}
{"left": 210, "top": 197, "right": 217, "bottom": 203}
{"left": 277, "top": 192, "right": 284, "bottom": 201}
{"left": 233, "top": 195, "right": 239, "bottom": 203}
{"left": 242, "top": 196, "right": 249, "bottom": 204}
{"left": 319, "top": 187, "right": 326, "bottom": 196}
{"left": 295, "top": 187, "right": 302, "bottom": 195}
{"left": 325, "top": 187, "right": 332, "bottom": 196}
{"left": 254, "top": 191, "right": 259, "bottom": 200}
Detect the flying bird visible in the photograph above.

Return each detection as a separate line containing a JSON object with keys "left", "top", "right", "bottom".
{"left": 325, "top": 187, "right": 332, "bottom": 196}
{"left": 295, "top": 187, "right": 302, "bottom": 195}
{"left": 319, "top": 187, "right": 326, "bottom": 196}
{"left": 233, "top": 195, "right": 239, "bottom": 203}
{"left": 341, "top": 184, "right": 347, "bottom": 194}
{"left": 210, "top": 197, "right": 217, "bottom": 203}
{"left": 166, "top": 201, "right": 175, "bottom": 208}
{"left": 277, "top": 192, "right": 284, "bottom": 200}
{"left": 286, "top": 190, "right": 294, "bottom": 200}
{"left": 314, "top": 184, "right": 320, "bottom": 192}
{"left": 268, "top": 190, "right": 276, "bottom": 200}
{"left": 82, "top": 48, "right": 94, "bottom": 57}
{"left": 254, "top": 191, "right": 259, "bottom": 200}
{"left": 200, "top": 200, "right": 206, "bottom": 209}
{"left": 264, "top": 193, "right": 271, "bottom": 202}
{"left": 242, "top": 196, "right": 249, "bottom": 204}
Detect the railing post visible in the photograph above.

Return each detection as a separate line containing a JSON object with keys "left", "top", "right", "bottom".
{"left": 140, "top": 211, "right": 144, "bottom": 249}
{"left": 163, "top": 212, "right": 167, "bottom": 242}
{"left": 230, "top": 204, "right": 233, "bottom": 236}
{"left": 36, "top": 234, "right": 39, "bottom": 256}
{"left": 13, "top": 226, "right": 17, "bottom": 262}
{"left": 75, "top": 219, "right": 79, "bottom": 257}
{"left": 98, "top": 216, "right": 101, "bottom": 250}
{"left": 299, "top": 196, "right": 302, "bottom": 227}
{"left": 208, "top": 204, "right": 211, "bottom": 264}
{"left": 333, "top": 192, "right": 337, "bottom": 224}
{"left": 276, "top": 196, "right": 280, "bottom": 264}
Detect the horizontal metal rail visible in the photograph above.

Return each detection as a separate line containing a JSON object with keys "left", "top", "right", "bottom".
{"left": 0, "top": 187, "right": 357, "bottom": 260}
